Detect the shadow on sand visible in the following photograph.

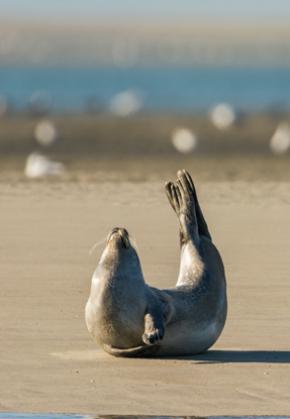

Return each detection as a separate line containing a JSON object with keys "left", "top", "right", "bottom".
{"left": 179, "top": 349, "right": 290, "bottom": 364}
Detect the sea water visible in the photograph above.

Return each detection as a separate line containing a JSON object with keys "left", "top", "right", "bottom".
{"left": 0, "top": 66, "right": 290, "bottom": 113}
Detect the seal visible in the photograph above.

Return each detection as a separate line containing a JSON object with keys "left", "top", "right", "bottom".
{"left": 85, "top": 170, "right": 227, "bottom": 357}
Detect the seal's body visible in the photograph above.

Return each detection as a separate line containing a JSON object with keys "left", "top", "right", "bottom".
{"left": 85, "top": 170, "right": 227, "bottom": 357}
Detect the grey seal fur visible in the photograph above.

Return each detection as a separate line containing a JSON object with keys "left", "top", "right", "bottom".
{"left": 85, "top": 169, "right": 227, "bottom": 357}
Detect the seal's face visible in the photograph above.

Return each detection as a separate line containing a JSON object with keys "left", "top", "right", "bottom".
{"left": 107, "top": 227, "right": 130, "bottom": 249}
{"left": 98, "top": 227, "right": 144, "bottom": 284}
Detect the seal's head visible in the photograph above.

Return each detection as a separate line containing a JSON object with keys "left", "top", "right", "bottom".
{"left": 87, "top": 227, "right": 146, "bottom": 348}
{"left": 99, "top": 227, "right": 144, "bottom": 283}
{"left": 107, "top": 227, "right": 131, "bottom": 250}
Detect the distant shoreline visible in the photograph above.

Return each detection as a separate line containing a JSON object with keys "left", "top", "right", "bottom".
{"left": 1, "top": 20, "right": 290, "bottom": 67}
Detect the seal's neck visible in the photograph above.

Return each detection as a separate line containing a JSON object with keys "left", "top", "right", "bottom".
{"left": 176, "top": 241, "right": 204, "bottom": 287}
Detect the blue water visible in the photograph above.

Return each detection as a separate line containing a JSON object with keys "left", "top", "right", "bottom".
{"left": 0, "top": 67, "right": 290, "bottom": 113}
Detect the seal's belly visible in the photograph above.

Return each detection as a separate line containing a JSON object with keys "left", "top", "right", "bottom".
{"left": 158, "top": 319, "right": 223, "bottom": 356}
{"left": 86, "top": 298, "right": 144, "bottom": 348}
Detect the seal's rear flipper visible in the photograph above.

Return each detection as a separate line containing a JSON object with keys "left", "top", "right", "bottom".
{"left": 103, "top": 343, "right": 160, "bottom": 358}
{"left": 166, "top": 170, "right": 199, "bottom": 244}
{"left": 181, "top": 170, "right": 212, "bottom": 241}
{"left": 165, "top": 181, "right": 180, "bottom": 215}
{"left": 166, "top": 170, "right": 211, "bottom": 243}
{"left": 166, "top": 182, "right": 193, "bottom": 245}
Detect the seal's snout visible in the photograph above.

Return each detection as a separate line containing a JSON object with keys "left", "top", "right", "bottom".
{"left": 108, "top": 227, "right": 130, "bottom": 248}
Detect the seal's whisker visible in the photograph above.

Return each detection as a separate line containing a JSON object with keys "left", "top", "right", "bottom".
{"left": 89, "top": 236, "right": 107, "bottom": 256}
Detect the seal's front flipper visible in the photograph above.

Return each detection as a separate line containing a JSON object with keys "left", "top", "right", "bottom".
{"left": 142, "top": 312, "right": 164, "bottom": 345}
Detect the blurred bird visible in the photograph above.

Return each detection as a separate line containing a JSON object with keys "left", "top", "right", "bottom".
{"left": 25, "top": 152, "right": 65, "bottom": 179}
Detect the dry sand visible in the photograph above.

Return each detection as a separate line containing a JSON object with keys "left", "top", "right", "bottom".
{"left": 1, "top": 169, "right": 290, "bottom": 415}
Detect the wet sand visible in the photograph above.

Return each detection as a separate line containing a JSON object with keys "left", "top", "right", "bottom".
{"left": 1, "top": 170, "right": 290, "bottom": 415}
{"left": 0, "top": 113, "right": 288, "bottom": 158}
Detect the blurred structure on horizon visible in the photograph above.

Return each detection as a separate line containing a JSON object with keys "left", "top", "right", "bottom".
{"left": 0, "top": 20, "right": 290, "bottom": 67}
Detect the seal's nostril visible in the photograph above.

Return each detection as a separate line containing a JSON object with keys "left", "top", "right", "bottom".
{"left": 109, "top": 227, "right": 130, "bottom": 248}
{"left": 117, "top": 227, "right": 129, "bottom": 237}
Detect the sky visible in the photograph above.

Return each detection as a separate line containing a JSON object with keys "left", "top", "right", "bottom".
{"left": 1, "top": 0, "right": 290, "bottom": 22}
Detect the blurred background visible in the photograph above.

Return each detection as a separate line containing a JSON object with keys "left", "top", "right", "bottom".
{"left": 3, "top": 3, "right": 290, "bottom": 412}
{"left": 1, "top": 0, "right": 290, "bottom": 180}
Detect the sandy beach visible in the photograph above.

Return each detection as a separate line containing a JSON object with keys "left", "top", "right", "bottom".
{"left": 1, "top": 163, "right": 290, "bottom": 415}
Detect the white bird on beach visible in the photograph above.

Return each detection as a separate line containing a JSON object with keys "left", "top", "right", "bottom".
{"left": 34, "top": 119, "right": 58, "bottom": 146}
{"left": 25, "top": 152, "right": 65, "bottom": 179}
{"left": 269, "top": 122, "right": 290, "bottom": 155}
{"left": 210, "top": 102, "right": 236, "bottom": 130}
{"left": 171, "top": 127, "right": 197, "bottom": 153}
{"left": 109, "top": 89, "right": 143, "bottom": 117}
